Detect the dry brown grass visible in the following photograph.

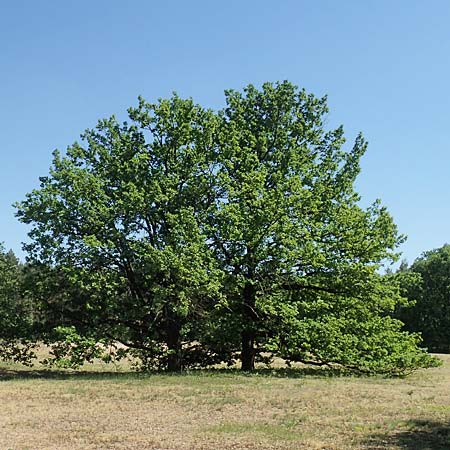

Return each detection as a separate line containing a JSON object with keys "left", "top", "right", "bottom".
{"left": 1, "top": 355, "right": 450, "bottom": 449}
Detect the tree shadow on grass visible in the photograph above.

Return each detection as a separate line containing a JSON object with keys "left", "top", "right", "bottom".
{"left": 0, "top": 364, "right": 371, "bottom": 382}
{"left": 365, "top": 420, "right": 450, "bottom": 450}
{"left": 0, "top": 367, "right": 143, "bottom": 381}
{"left": 214, "top": 365, "right": 362, "bottom": 378}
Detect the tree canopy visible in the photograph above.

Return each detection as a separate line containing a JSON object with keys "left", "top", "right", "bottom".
{"left": 15, "top": 81, "right": 439, "bottom": 374}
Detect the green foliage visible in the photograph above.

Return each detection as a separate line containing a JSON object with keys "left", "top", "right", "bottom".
{"left": 396, "top": 244, "right": 450, "bottom": 353}
{"left": 41, "top": 326, "right": 106, "bottom": 368}
{"left": 274, "top": 312, "right": 440, "bottom": 375}
{"left": 16, "top": 81, "right": 439, "bottom": 374}
{"left": 0, "top": 245, "right": 36, "bottom": 365}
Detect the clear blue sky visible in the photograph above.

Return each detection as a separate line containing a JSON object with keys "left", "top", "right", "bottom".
{"left": 1, "top": 0, "right": 449, "bottom": 266}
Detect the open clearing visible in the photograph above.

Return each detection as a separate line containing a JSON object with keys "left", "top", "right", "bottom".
{"left": 1, "top": 355, "right": 450, "bottom": 449}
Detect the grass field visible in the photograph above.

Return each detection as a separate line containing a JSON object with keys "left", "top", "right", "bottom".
{"left": 1, "top": 354, "right": 449, "bottom": 449}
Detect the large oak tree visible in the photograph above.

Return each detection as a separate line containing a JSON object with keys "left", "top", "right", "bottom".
{"left": 16, "top": 81, "right": 438, "bottom": 373}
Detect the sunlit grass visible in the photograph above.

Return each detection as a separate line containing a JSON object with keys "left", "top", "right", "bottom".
{"left": 0, "top": 352, "right": 449, "bottom": 449}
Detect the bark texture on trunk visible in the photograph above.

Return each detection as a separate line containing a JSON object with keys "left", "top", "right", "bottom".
{"left": 166, "top": 313, "right": 182, "bottom": 372}
{"left": 241, "top": 329, "right": 255, "bottom": 371}
{"left": 241, "top": 280, "right": 256, "bottom": 371}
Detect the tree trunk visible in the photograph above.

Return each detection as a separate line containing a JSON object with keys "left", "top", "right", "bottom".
{"left": 241, "top": 280, "right": 256, "bottom": 371}
{"left": 241, "top": 329, "right": 255, "bottom": 371}
{"left": 166, "top": 314, "right": 182, "bottom": 372}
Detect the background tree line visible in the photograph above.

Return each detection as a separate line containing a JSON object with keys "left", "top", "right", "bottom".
{"left": 395, "top": 244, "right": 450, "bottom": 353}
{"left": 0, "top": 81, "right": 444, "bottom": 374}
